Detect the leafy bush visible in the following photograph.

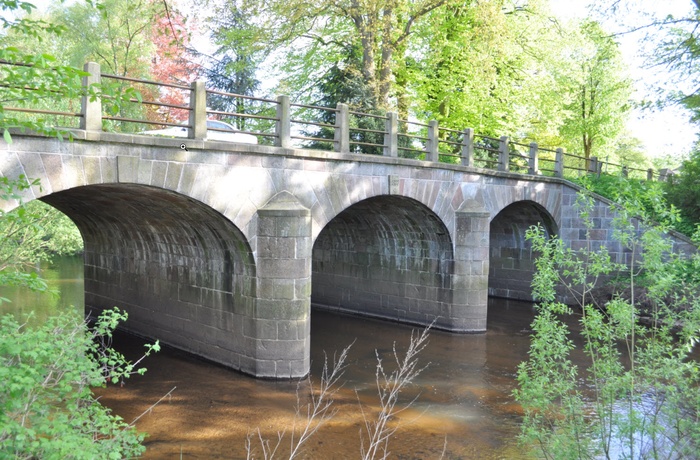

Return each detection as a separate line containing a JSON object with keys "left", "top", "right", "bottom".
{"left": 515, "top": 185, "right": 700, "bottom": 459}
{"left": 0, "top": 307, "right": 159, "bottom": 459}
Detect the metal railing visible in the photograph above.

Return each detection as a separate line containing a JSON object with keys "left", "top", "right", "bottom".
{"left": 1, "top": 60, "right": 663, "bottom": 181}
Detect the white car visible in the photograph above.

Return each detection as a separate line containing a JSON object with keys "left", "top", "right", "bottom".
{"left": 142, "top": 120, "right": 258, "bottom": 144}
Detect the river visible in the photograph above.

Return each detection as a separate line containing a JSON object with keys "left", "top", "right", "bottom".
{"left": 0, "top": 256, "right": 571, "bottom": 459}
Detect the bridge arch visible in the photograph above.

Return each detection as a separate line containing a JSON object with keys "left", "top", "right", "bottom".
{"left": 41, "top": 183, "right": 258, "bottom": 372}
{"left": 311, "top": 195, "right": 456, "bottom": 329}
{"left": 488, "top": 200, "right": 557, "bottom": 301}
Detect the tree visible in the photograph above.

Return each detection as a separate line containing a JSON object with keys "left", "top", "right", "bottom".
{"left": 204, "top": 0, "right": 464, "bottom": 111}
{"left": 47, "top": 0, "right": 198, "bottom": 127}
{"left": 613, "top": 134, "right": 651, "bottom": 170}
{"left": 558, "top": 20, "right": 632, "bottom": 165}
{"left": 198, "top": 2, "right": 266, "bottom": 133}
{"left": 410, "top": 0, "right": 570, "bottom": 138}
{"left": 664, "top": 144, "right": 700, "bottom": 235}
{"left": 0, "top": 0, "right": 146, "bottom": 140}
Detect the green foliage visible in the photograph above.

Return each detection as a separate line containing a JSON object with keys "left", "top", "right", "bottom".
{"left": 664, "top": 147, "right": 700, "bottom": 236}
{"left": 571, "top": 173, "right": 696, "bottom": 238}
{"left": 515, "top": 184, "right": 700, "bottom": 459}
{"left": 0, "top": 176, "right": 83, "bottom": 298}
{"left": 0, "top": 0, "right": 153, "bottom": 139}
{"left": 0, "top": 175, "right": 157, "bottom": 458}
{"left": 0, "top": 307, "right": 159, "bottom": 459}
{"left": 557, "top": 20, "right": 632, "bottom": 162}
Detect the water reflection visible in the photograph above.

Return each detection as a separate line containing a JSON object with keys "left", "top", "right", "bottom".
{"left": 0, "top": 256, "right": 83, "bottom": 323}
{"left": 1, "top": 257, "right": 539, "bottom": 458}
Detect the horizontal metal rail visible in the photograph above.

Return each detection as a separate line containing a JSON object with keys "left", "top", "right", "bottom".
{"left": 1, "top": 59, "right": 670, "bottom": 183}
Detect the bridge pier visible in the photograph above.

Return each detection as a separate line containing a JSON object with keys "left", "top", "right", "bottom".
{"left": 254, "top": 192, "right": 312, "bottom": 378}
{"left": 452, "top": 201, "right": 491, "bottom": 331}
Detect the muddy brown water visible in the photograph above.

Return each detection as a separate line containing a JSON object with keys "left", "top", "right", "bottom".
{"left": 1, "top": 257, "right": 555, "bottom": 458}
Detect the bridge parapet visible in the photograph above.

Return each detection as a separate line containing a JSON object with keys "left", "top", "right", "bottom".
{"left": 3, "top": 60, "right": 661, "bottom": 182}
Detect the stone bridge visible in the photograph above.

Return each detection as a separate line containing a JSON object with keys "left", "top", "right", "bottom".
{"left": 1, "top": 132, "right": 693, "bottom": 378}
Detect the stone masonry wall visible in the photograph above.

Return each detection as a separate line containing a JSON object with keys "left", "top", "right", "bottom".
{"left": 42, "top": 184, "right": 259, "bottom": 373}
{"left": 5, "top": 132, "right": 695, "bottom": 378}
{"left": 312, "top": 195, "right": 455, "bottom": 329}
{"left": 489, "top": 201, "right": 558, "bottom": 301}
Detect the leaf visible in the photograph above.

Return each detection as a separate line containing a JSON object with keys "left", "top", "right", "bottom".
{"left": 3, "top": 129, "right": 12, "bottom": 144}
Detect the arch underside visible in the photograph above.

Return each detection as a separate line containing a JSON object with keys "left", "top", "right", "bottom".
{"left": 42, "top": 184, "right": 256, "bottom": 370}
{"left": 312, "top": 195, "right": 455, "bottom": 328}
{"left": 489, "top": 200, "right": 557, "bottom": 301}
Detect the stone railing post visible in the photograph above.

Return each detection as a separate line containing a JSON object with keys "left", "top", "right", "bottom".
{"left": 659, "top": 168, "right": 673, "bottom": 182}
{"left": 588, "top": 156, "right": 599, "bottom": 175}
{"left": 384, "top": 112, "right": 398, "bottom": 157}
{"left": 647, "top": 168, "right": 654, "bottom": 181}
{"left": 528, "top": 142, "right": 539, "bottom": 175}
{"left": 461, "top": 128, "right": 474, "bottom": 167}
{"left": 188, "top": 80, "right": 207, "bottom": 140}
{"left": 334, "top": 103, "right": 349, "bottom": 154}
{"left": 275, "top": 95, "right": 291, "bottom": 148}
{"left": 426, "top": 120, "right": 439, "bottom": 162}
{"left": 621, "top": 166, "right": 629, "bottom": 178}
{"left": 555, "top": 148, "right": 564, "bottom": 178}
{"left": 498, "top": 136, "right": 509, "bottom": 172}
{"left": 80, "top": 62, "right": 102, "bottom": 132}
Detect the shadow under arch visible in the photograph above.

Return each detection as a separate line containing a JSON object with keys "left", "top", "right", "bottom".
{"left": 311, "top": 195, "right": 454, "bottom": 329}
{"left": 41, "top": 183, "right": 257, "bottom": 372}
{"left": 489, "top": 200, "right": 558, "bottom": 301}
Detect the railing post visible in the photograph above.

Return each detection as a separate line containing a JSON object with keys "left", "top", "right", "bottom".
{"left": 588, "top": 156, "right": 599, "bottom": 175}
{"left": 528, "top": 142, "right": 539, "bottom": 175}
{"left": 334, "top": 103, "right": 349, "bottom": 154}
{"left": 498, "top": 136, "right": 509, "bottom": 172}
{"left": 621, "top": 166, "right": 628, "bottom": 178}
{"left": 188, "top": 80, "right": 206, "bottom": 140}
{"left": 647, "top": 168, "right": 654, "bottom": 181}
{"left": 461, "top": 128, "right": 474, "bottom": 167}
{"left": 426, "top": 120, "right": 439, "bottom": 162}
{"left": 384, "top": 112, "right": 398, "bottom": 157}
{"left": 80, "top": 62, "right": 102, "bottom": 132}
{"left": 276, "top": 95, "right": 291, "bottom": 148}
{"left": 555, "top": 148, "right": 564, "bottom": 178}
{"left": 659, "top": 168, "right": 672, "bottom": 182}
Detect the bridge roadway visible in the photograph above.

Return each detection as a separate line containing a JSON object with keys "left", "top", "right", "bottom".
{"left": 1, "top": 131, "right": 694, "bottom": 378}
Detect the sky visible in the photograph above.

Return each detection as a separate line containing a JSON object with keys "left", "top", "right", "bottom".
{"left": 550, "top": 0, "right": 698, "bottom": 160}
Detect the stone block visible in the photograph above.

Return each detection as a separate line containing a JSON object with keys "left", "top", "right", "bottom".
{"left": 258, "top": 257, "right": 310, "bottom": 279}
{"left": 117, "top": 155, "right": 140, "bottom": 183}
{"left": 255, "top": 298, "right": 309, "bottom": 320}
{"left": 258, "top": 278, "right": 296, "bottom": 300}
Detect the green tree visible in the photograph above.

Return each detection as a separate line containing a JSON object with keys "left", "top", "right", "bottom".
{"left": 664, "top": 145, "right": 700, "bottom": 235}
{"left": 0, "top": 176, "right": 82, "bottom": 295}
{"left": 0, "top": 1, "right": 149, "bottom": 140}
{"left": 558, "top": 20, "right": 632, "bottom": 166}
{"left": 648, "top": 2, "right": 700, "bottom": 123}
{"left": 204, "top": 0, "right": 465, "bottom": 110}
{"left": 410, "top": 0, "right": 569, "bottom": 139}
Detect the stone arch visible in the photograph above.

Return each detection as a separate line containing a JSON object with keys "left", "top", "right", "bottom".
{"left": 488, "top": 200, "right": 557, "bottom": 301}
{"left": 311, "top": 195, "right": 455, "bottom": 329}
{"left": 41, "top": 183, "right": 258, "bottom": 373}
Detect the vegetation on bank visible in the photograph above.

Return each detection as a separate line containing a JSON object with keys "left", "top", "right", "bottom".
{"left": 515, "top": 183, "right": 700, "bottom": 459}
{"left": 0, "top": 176, "right": 160, "bottom": 458}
